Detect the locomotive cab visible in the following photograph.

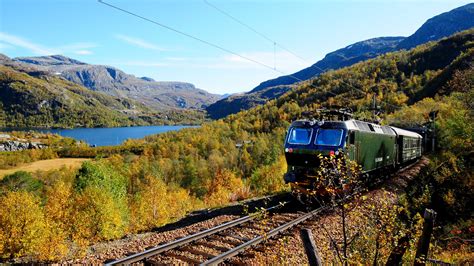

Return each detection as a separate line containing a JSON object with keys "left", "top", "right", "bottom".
{"left": 284, "top": 120, "right": 348, "bottom": 183}
{"left": 284, "top": 117, "right": 423, "bottom": 201}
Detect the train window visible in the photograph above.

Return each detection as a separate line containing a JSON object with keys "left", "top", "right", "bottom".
{"left": 287, "top": 127, "right": 313, "bottom": 145}
{"left": 349, "top": 131, "right": 355, "bottom": 144}
{"left": 315, "top": 129, "right": 343, "bottom": 146}
{"left": 368, "top": 124, "right": 375, "bottom": 132}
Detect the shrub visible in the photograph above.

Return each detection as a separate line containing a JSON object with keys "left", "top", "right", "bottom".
{"left": 0, "top": 191, "right": 46, "bottom": 259}
{"left": 0, "top": 171, "right": 43, "bottom": 195}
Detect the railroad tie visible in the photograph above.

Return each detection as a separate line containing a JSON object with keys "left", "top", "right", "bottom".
{"left": 163, "top": 252, "right": 201, "bottom": 264}
{"left": 211, "top": 235, "right": 243, "bottom": 246}
{"left": 179, "top": 246, "right": 216, "bottom": 259}
{"left": 222, "top": 234, "right": 251, "bottom": 243}
{"left": 242, "top": 224, "right": 264, "bottom": 231}
{"left": 196, "top": 242, "right": 230, "bottom": 252}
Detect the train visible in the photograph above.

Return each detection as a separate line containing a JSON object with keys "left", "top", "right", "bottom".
{"left": 283, "top": 117, "right": 423, "bottom": 194}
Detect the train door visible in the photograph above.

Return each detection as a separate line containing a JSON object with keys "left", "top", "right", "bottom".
{"left": 346, "top": 130, "right": 357, "bottom": 161}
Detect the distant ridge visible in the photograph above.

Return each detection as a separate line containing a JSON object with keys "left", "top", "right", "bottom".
{"left": 206, "top": 3, "right": 474, "bottom": 119}
{"left": 397, "top": 3, "right": 474, "bottom": 49}
{"left": 0, "top": 53, "right": 209, "bottom": 128}
{"left": 14, "top": 55, "right": 221, "bottom": 111}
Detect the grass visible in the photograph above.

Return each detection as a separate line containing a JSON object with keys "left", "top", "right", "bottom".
{"left": 0, "top": 158, "right": 89, "bottom": 179}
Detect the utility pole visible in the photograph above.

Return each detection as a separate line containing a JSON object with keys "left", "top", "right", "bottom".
{"left": 370, "top": 94, "right": 380, "bottom": 124}
{"left": 372, "top": 94, "right": 377, "bottom": 122}
{"left": 235, "top": 140, "right": 252, "bottom": 177}
{"left": 429, "top": 111, "right": 438, "bottom": 152}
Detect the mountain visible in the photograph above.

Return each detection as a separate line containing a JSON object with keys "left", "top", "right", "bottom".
{"left": 13, "top": 55, "right": 221, "bottom": 111}
{"left": 225, "top": 28, "right": 473, "bottom": 129}
{"left": 206, "top": 3, "right": 474, "bottom": 119}
{"left": 0, "top": 55, "right": 206, "bottom": 128}
{"left": 249, "top": 37, "right": 405, "bottom": 94}
{"left": 397, "top": 3, "right": 474, "bottom": 49}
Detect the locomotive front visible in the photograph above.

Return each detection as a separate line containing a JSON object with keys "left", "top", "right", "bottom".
{"left": 283, "top": 119, "right": 348, "bottom": 191}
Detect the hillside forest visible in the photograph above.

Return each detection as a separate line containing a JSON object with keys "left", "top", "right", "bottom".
{"left": 0, "top": 63, "right": 207, "bottom": 128}
{"left": 0, "top": 29, "right": 472, "bottom": 263}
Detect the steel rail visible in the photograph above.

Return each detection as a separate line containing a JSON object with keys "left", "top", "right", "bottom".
{"left": 201, "top": 206, "right": 328, "bottom": 265}
{"left": 105, "top": 203, "right": 286, "bottom": 265}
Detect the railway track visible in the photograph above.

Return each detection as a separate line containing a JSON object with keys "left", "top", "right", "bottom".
{"left": 106, "top": 203, "right": 326, "bottom": 265}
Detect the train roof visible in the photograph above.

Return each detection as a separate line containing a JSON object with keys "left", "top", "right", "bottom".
{"left": 290, "top": 119, "right": 422, "bottom": 138}
{"left": 290, "top": 119, "right": 396, "bottom": 135}
{"left": 390, "top": 126, "right": 423, "bottom": 139}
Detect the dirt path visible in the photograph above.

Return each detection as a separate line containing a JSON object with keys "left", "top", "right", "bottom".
{"left": 0, "top": 158, "right": 89, "bottom": 178}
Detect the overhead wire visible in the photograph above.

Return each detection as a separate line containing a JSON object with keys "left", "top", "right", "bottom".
{"left": 202, "top": 0, "right": 326, "bottom": 73}
{"left": 98, "top": 0, "right": 400, "bottom": 110}
{"left": 97, "top": 0, "right": 285, "bottom": 75}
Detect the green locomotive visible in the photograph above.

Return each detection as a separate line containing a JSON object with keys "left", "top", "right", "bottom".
{"left": 283, "top": 118, "right": 422, "bottom": 191}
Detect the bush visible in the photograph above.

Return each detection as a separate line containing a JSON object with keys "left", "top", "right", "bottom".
{"left": 72, "top": 161, "right": 129, "bottom": 243}
{"left": 0, "top": 191, "right": 47, "bottom": 259}
{"left": 0, "top": 171, "right": 43, "bottom": 195}
{"left": 249, "top": 156, "right": 288, "bottom": 195}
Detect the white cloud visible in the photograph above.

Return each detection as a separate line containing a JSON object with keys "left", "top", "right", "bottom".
{"left": 0, "top": 32, "right": 98, "bottom": 56}
{"left": 165, "top": 57, "right": 187, "bottom": 61}
{"left": 0, "top": 32, "right": 57, "bottom": 55}
{"left": 60, "top": 42, "right": 97, "bottom": 50}
{"left": 74, "top": 50, "right": 93, "bottom": 55}
{"left": 151, "top": 51, "right": 307, "bottom": 73}
{"left": 0, "top": 42, "right": 13, "bottom": 51}
{"left": 222, "top": 51, "right": 308, "bottom": 73}
{"left": 111, "top": 61, "right": 168, "bottom": 67}
{"left": 115, "top": 34, "right": 167, "bottom": 51}
{"left": 111, "top": 51, "right": 307, "bottom": 74}
{"left": 61, "top": 42, "right": 97, "bottom": 55}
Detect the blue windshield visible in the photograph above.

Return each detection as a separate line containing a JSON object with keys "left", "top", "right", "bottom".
{"left": 315, "top": 129, "right": 343, "bottom": 146}
{"left": 288, "top": 128, "right": 313, "bottom": 145}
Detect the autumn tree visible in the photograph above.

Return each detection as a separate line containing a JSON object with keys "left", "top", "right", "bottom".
{"left": 0, "top": 191, "right": 47, "bottom": 259}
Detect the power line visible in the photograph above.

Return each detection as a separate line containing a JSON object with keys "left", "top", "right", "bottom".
{"left": 98, "top": 0, "right": 285, "bottom": 75}
{"left": 98, "top": 0, "right": 400, "bottom": 110}
{"left": 202, "top": 0, "right": 326, "bottom": 73}
{"left": 97, "top": 0, "right": 318, "bottom": 85}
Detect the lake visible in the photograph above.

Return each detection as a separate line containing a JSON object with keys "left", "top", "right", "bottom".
{"left": 2, "top": 125, "right": 196, "bottom": 147}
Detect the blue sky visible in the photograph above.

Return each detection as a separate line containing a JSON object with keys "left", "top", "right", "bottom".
{"left": 0, "top": 0, "right": 471, "bottom": 94}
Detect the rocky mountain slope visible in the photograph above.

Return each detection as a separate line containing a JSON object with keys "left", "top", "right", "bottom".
{"left": 14, "top": 55, "right": 221, "bottom": 111}
{"left": 225, "top": 28, "right": 473, "bottom": 130}
{"left": 206, "top": 3, "right": 474, "bottom": 119}
{"left": 396, "top": 3, "right": 474, "bottom": 49}
{"left": 0, "top": 55, "right": 206, "bottom": 128}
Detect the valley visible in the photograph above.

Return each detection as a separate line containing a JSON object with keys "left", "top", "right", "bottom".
{"left": 0, "top": 1, "right": 472, "bottom": 264}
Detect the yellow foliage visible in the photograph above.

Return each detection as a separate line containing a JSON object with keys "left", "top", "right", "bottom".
{"left": 249, "top": 156, "right": 288, "bottom": 195}
{"left": 36, "top": 180, "right": 73, "bottom": 261}
{"left": 45, "top": 180, "right": 72, "bottom": 223}
{"left": 0, "top": 191, "right": 46, "bottom": 259}
{"left": 204, "top": 169, "right": 246, "bottom": 207}
{"left": 35, "top": 221, "right": 69, "bottom": 261}
{"left": 130, "top": 175, "right": 193, "bottom": 232}
{"left": 130, "top": 175, "right": 168, "bottom": 231}
{"left": 71, "top": 186, "right": 127, "bottom": 245}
